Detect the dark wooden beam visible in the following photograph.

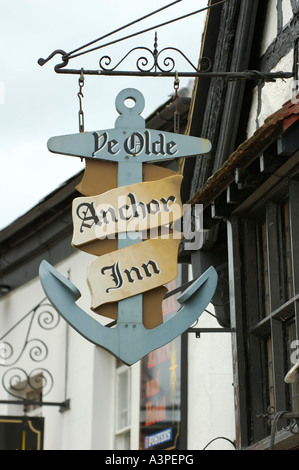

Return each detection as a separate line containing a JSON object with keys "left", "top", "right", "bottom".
{"left": 227, "top": 216, "right": 249, "bottom": 449}
{"left": 243, "top": 220, "right": 265, "bottom": 441}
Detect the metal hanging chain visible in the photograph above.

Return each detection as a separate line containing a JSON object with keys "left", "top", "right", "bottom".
{"left": 174, "top": 72, "right": 180, "bottom": 134}
{"left": 78, "top": 69, "right": 85, "bottom": 133}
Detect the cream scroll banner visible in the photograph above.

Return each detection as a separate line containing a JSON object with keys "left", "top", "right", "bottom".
{"left": 72, "top": 175, "right": 183, "bottom": 247}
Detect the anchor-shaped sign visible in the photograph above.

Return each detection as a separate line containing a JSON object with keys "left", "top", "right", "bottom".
{"left": 39, "top": 88, "right": 218, "bottom": 365}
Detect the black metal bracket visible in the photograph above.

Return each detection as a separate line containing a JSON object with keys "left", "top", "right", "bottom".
{"left": 37, "top": 38, "right": 296, "bottom": 82}
{"left": 37, "top": 0, "right": 299, "bottom": 84}
{"left": 188, "top": 327, "right": 233, "bottom": 338}
{"left": 0, "top": 297, "right": 69, "bottom": 414}
{"left": 0, "top": 398, "right": 70, "bottom": 413}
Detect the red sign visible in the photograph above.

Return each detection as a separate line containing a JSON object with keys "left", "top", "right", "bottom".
{"left": 139, "top": 274, "right": 181, "bottom": 450}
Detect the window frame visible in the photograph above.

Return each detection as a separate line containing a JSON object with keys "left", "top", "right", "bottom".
{"left": 115, "top": 363, "right": 131, "bottom": 449}
{"left": 228, "top": 178, "right": 299, "bottom": 447}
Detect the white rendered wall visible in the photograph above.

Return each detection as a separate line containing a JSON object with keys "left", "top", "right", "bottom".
{"left": 261, "top": 0, "right": 294, "bottom": 55}
{"left": 247, "top": 1, "right": 295, "bottom": 138}
{"left": 0, "top": 249, "right": 121, "bottom": 450}
{"left": 186, "top": 261, "right": 235, "bottom": 451}
{"left": 247, "top": 52, "right": 294, "bottom": 138}
{"left": 187, "top": 308, "right": 235, "bottom": 450}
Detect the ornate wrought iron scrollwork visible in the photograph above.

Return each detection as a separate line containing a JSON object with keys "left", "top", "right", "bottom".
{"left": 38, "top": 2, "right": 221, "bottom": 77}
{"left": 0, "top": 342, "right": 13, "bottom": 363}
{"left": 38, "top": 36, "right": 294, "bottom": 81}
{"left": 0, "top": 298, "right": 59, "bottom": 400}
{"left": 2, "top": 367, "right": 53, "bottom": 399}
{"left": 98, "top": 45, "right": 212, "bottom": 75}
{"left": 35, "top": 303, "right": 60, "bottom": 331}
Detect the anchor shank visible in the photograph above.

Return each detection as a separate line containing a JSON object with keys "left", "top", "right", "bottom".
{"left": 117, "top": 160, "right": 143, "bottom": 325}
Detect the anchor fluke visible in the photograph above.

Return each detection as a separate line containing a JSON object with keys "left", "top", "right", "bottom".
{"left": 39, "top": 260, "right": 218, "bottom": 365}
{"left": 40, "top": 260, "right": 80, "bottom": 300}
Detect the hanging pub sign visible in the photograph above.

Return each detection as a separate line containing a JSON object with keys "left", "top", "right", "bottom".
{"left": 39, "top": 88, "right": 218, "bottom": 365}
{"left": 0, "top": 416, "right": 44, "bottom": 450}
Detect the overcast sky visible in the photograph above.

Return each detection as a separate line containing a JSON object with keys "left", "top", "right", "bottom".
{"left": 0, "top": 0, "right": 207, "bottom": 230}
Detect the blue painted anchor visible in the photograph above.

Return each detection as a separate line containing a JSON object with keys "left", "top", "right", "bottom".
{"left": 40, "top": 260, "right": 217, "bottom": 365}
{"left": 39, "top": 88, "right": 218, "bottom": 365}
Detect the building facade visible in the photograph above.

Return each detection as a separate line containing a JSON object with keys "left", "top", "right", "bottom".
{"left": 184, "top": 0, "right": 299, "bottom": 450}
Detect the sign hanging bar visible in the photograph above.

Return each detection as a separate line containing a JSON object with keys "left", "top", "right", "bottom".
{"left": 0, "top": 399, "right": 70, "bottom": 413}
{"left": 37, "top": 35, "right": 295, "bottom": 82}
{"left": 37, "top": 0, "right": 296, "bottom": 82}
{"left": 38, "top": 1, "right": 244, "bottom": 79}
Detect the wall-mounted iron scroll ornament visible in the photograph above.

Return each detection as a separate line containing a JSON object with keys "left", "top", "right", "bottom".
{"left": 39, "top": 88, "right": 218, "bottom": 365}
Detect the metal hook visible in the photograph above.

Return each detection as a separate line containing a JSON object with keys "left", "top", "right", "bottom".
{"left": 38, "top": 49, "right": 68, "bottom": 67}
{"left": 174, "top": 70, "right": 180, "bottom": 89}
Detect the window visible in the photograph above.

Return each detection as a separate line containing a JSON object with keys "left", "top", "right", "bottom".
{"left": 260, "top": 222, "right": 270, "bottom": 317}
{"left": 252, "top": 201, "right": 297, "bottom": 428}
{"left": 282, "top": 202, "right": 293, "bottom": 301}
{"left": 231, "top": 184, "right": 299, "bottom": 447}
{"left": 257, "top": 202, "right": 292, "bottom": 318}
{"left": 115, "top": 362, "right": 131, "bottom": 450}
